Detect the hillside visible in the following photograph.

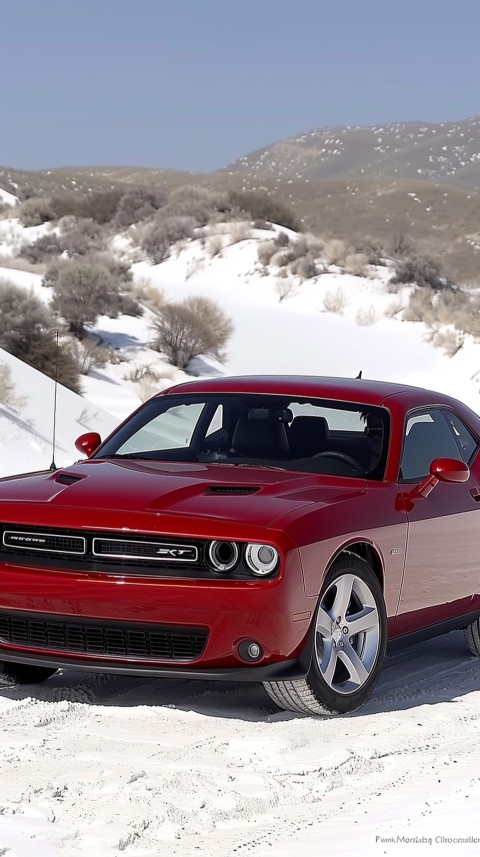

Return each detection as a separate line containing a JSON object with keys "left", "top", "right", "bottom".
{"left": 4, "top": 115, "right": 480, "bottom": 282}
{"left": 226, "top": 116, "right": 480, "bottom": 186}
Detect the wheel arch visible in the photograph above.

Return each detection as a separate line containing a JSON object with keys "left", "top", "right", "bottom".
{"left": 326, "top": 540, "right": 385, "bottom": 591}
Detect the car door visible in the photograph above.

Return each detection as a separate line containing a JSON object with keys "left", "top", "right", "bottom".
{"left": 394, "top": 407, "right": 480, "bottom": 636}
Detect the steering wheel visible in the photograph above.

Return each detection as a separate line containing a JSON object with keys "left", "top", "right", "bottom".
{"left": 314, "top": 451, "right": 364, "bottom": 472}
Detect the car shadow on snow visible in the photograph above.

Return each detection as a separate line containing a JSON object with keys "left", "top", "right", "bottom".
{"left": 1, "top": 631, "right": 479, "bottom": 722}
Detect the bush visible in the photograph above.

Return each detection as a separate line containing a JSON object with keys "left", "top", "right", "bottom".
{"left": 142, "top": 216, "right": 196, "bottom": 264}
{"left": 19, "top": 232, "right": 63, "bottom": 263}
{"left": 0, "top": 280, "right": 81, "bottom": 392}
{"left": 257, "top": 240, "right": 276, "bottom": 266}
{"left": 79, "top": 189, "right": 124, "bottom": 224}
{"left": 390, "top": 255, "right": 446, "bottom": 290}
{"left": 228, "top": 221, "right": 252, "bottom": 244}
{"left": 152, "top": 296, "right": 233, "bottom": 368}
{"left": 67, "top": 337, "right": 111, "bottom": 374}
{"left": 227, "top": 190, "right": 301, "bottom": 231}
{"left": 0, "top": 361, "right": 22, "bottom": 408}
{"left": 20, "top": 197, "right": 55, "bottom": 226}
{"left": 25, "top": 331, "right": 83, "bottom": 393}
{"left": 48, "top": 259, "right": 125, "bottom": 337}
{"left": 355, "top": 305, "right": 377, "bottom": 326}
{"left": 354, "top": 236, "right": 385, "bottom": 265}
{"left": 114, "top": 187, "right": 167, "bottom": 227}
{"left": 323, "top": 288, "right": 347, "bottom": 314}
{"left": 274, "top": 231, "right": 290, "bottom": 248}
{"left": 165, "top": 186, "right": 231, "bottom": 226}
{"left": 0, "top": 279, "right": 53, "bottom": 355}
{"left": 61, "top": 218, "right": 105, "bottom": 257}
{"left": 402, "top": 286, "right": 436, "bottom": 323}
{"left": 290, "top": 253, "right": 317, "bottom": 280}
{"left": 323, "top": 239, "right": 347, "bottom": 266}
{"left": 345, "top": 253, "right": 368, "bottom": 277}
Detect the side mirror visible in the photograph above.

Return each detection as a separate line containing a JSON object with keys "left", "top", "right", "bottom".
{"left": 75, "top": 432, "right": 102, "bottom": 457}
{"left": 430, "top": 457, "right": 470, "bottom": 484}
{"left": 416, "top": 457, "right": 470, "bottom": 499}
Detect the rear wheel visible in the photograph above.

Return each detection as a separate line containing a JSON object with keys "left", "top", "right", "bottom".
{"left": 0, "top": 662, "right": 58, "bottom": 687}
{"left": 263, "top": 555, "right": 387, "bottom": 715}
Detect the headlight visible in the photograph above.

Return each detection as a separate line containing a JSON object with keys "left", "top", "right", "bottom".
{"left": 245, "top": 543, "right": 279, "bottom": 576}
{"left": 207, "top": 540, "right": 239, "bottom": 572}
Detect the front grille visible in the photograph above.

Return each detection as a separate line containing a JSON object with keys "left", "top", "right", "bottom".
{"left": 3, "top": 530, "right": 86, "bottom": 555}
{"left": 0, "top": 612, "right": 207, "bottom": 661}
{"left": 0, "top": 525, "right": 203, "bottom": 572}
{"left": 92, "top": 538, "right": 198, "bottom": 563}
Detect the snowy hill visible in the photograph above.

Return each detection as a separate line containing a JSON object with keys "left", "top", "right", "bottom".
{"left": 0, "top": 349, "right": 118, "bottom": 476}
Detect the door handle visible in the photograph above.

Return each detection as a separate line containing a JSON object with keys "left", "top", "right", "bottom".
{"left": 469, "top": 487, "right": 480, "bottom": 503}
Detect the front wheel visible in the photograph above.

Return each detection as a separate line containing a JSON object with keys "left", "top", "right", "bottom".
{"left": 263, "top": 555, "right": 387, "bottom": 716}
{"left": 464, "top": 618, "right": 480, "bottom": 656}
{"left": 0, "top": 661, "right": 58, "bottom": 687}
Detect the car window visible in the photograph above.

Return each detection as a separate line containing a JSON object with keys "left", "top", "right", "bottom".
{"left": 116, "top": 403, "right": 205, "bottom": 454}
{"left": 98, "top": 394, "right": 390, "bottom": 479}
{"left": 400, "top": 410, "right": 461, "bottom": 481}
{"left": 442, "top": 410, "right": 478, "bottom": 464}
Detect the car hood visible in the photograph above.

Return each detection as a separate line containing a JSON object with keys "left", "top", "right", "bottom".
{"left": 0, "top": 459, "right": 366, "bottom": 529}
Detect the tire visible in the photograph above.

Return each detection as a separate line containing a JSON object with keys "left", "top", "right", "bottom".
{"left": 0, "top": 661, "right": 58, "bottom": 687}
{"left": 263, "top": 554, "right": 387, "bottom": 716}
{"left": 464, "top": 618, "right": 480, "bottom": 656}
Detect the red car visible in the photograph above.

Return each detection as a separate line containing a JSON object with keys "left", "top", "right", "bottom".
{"left": 1, "top": 375, "right": 480, "bottom": 716}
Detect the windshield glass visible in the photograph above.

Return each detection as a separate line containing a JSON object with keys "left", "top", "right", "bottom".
{"left": 97, "top": 394, "right": 390, "bottom": 479}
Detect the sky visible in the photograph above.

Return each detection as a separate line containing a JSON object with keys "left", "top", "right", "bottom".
{"left": 1, "top": 0, "right": 480, "bottom": 173}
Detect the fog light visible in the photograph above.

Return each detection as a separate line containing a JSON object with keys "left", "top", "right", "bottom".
{"left": 245, "top": 543, "right": 279, "bottom": 576}
{"left": 207, "top": 540, "right": 239, "bottom": 572}
{"left": 238, "top": 640, "right": 263, "bottom": 662}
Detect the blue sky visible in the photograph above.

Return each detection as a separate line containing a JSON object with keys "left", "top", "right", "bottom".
{"left": 2, "top": 0, "right": 480, "bottom": 171}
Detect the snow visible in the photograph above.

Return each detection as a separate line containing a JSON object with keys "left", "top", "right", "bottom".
{"left": 0, "top": 186, "right": 19, "bottom": 207}
{"left": 0, "top": 349, "right": 118, "bottom": 476}
{"left": 2, "top": 223, "right": 480, "bottom": 855}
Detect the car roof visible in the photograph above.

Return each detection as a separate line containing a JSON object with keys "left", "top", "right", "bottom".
{"left": 162, "top": 375, "right": 450, "bottom": 408}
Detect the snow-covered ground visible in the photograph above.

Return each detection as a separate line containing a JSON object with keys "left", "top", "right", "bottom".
{"left": 2, "top": 214, "right": 480, "bottom": 855}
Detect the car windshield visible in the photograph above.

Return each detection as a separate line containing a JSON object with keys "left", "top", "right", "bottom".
{"left": 97, "top": 394, "right": 390, "bottom": 479}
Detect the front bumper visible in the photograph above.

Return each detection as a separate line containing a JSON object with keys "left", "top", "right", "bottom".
{"left": 0, "top": 545, "right": 316, "bottom": 678}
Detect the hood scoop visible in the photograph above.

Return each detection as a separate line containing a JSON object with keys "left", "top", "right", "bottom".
{"left": 204, "top": 485, "right": 261, "bottom": 495}
{"left": 54, "top": 472, "right": 85, "bottom": 486}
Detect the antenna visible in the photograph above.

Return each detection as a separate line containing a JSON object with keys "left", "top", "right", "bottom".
{"left": 356, "top": 370, "right": 363, "bottom": 379}
{"left": 49, "top": 329, "right": 59, "bottom": 471}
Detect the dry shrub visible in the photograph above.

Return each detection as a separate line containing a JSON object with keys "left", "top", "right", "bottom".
{"left": 152, "top": 296, "right": 233, "bottom": 369}
{"left": 20, "top": 197, "right": 55, "bottom": 226}
{"left": 67, "top": 337, "right": 111, "bottom": 374}
{"left": 207, "top": 235, "right": 225, "bottom": 258}
{"left": 384, "top": 298, "right": 405, "bottom": 318}
{"left": 0, "top": 361, "right": 25, "bottom": 408}
{"left": 324, "top": 239, "right": 347, "bottom": 266}
{"left": 345, "top": 253, "right": 368, "bottom": 277}
{"left": 323, "top": 288, "right": 347, "bottom": 314}
{"left": 228, "top": 221, "right": 252, "bottom": 245}
{"left": 142, "top": 216, "right": 196, "bottom": 264}
{"left": 354, "top": 236, "right": 386, "bottom": 265}
{"left": 275, "top": 279, "right": 297, "bottom": 302}
{"left": 136, "top": 283, "right": 165, "bottom": 311}
{"left": 403, "top": 287, "right": 435, "bottom": 323}
{"left": 430, "top": 328, "right": 464, "bottom": 357}
{"left": 355, "top": 305, "right": 377, "bottom": 326}
{"left": 257, "top": 240, "right": 276, "bottom": 266}
{"left": 290, "top": 253, "right": 317, "bottom": 281}
{"left": 390, "top": 255, "right": 445, "bottom": 290}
